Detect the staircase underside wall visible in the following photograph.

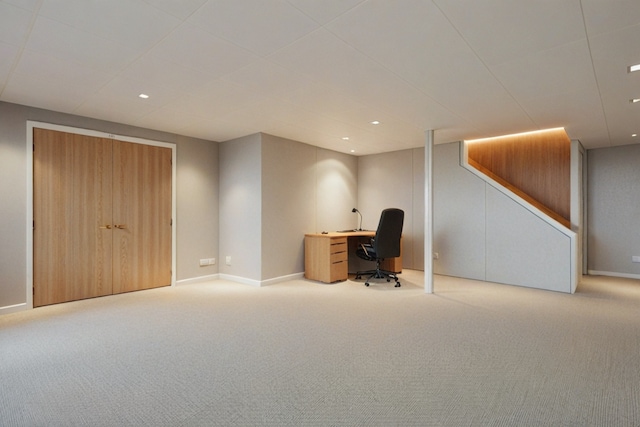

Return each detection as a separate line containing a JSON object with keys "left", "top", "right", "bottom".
{"left": 434, "top": 141, "right": 575, "bottom": 293}
{"left": 486, "top": 185, "right": 572, "bottom": 293}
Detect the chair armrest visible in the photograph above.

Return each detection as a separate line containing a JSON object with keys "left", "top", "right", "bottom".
{"left": 359, "top": 242, "right": 370, "bottom": 257}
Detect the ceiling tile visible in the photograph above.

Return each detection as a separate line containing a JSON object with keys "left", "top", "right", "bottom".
{"left": 491, "top": 40, "right": 596, "bottom": 101}
{"left": 13, "top": 49, "right": 114, "bottom": 91}
{"left": 220, "top": 98, "right": 305, "bottom": 130}
{"left": 223, "top": 59, "right": 315, "bottom": 100}
{"left": 0, "top": 0, "right": 638, "bottom": 152}
{"left": 150, "top": 24, "right": 259, "bottom": 77}
{"left": 133, "top": 106, "right": 206, "bottom": 134}
{"left": 0, "top": 42, "right": 19, "bottom": 86}
{"left": 277, "top": 80, "right": 366, "bottom": 121}
{"left": 589, "top": 24, "right": 640, "bottom": 95}
{"left": 268, "top": 28, "right": 415, "bottom": 107}
{"left": 324, "top": 0, "right": 529, "bottom": 132}
{"left": 185, "top": 79, "right": 257, "bottom": 115}
{"left": 74, "top": 96, "right": 158, "bottom": 126}
{"left": 188, "top": 0, "right": 319, "bottom": 56}
{"left": 2, "top": 0, "right": 40, "bottom": 11}
{"left": 26, "top": 16, "right": 141, "bottom": 74}
{"left": 286, "top": 0, "right": 365, "bottom": 25}
{"left": 0, "top": 1, "right": 34, "bottom": 46}
{"left": 119, "top": 53, "right": 215, "bottom": 94}
{"left": 581, "top": 0, "right": 640, "bottom": 37}
{"left": 94, "top": 75, "right": 183, "bottom": 108}
{"left": 2, "top": 72, "right": 88, "bottom": 113}
{"left": 379, "top": 90, "right": 461, "bottom": 132}
{"left": 38, "top": 0, "right": 180, "bottom": 51}
{"left": 523, "top": 89, "right": 607, "bottom": 137}
{"left": 434, "top": 0, "right": 586, "bottom": 66}
{"left": 143, "top": 0, "right": 208, "bottom": 20}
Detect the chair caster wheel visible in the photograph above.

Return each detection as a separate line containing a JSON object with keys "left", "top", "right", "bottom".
{"left": 387, "top": 278, "right": 390, "bottom": 282}
{"left": 365, "top": 283, "right": 370, "bottom": 287}
{"left": 395, "top": 283, "right": 401, "bottom": 287}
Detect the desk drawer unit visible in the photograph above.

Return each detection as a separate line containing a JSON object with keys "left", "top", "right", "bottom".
{"left": 305, "top": 235, "right": 348, "bottom": 283}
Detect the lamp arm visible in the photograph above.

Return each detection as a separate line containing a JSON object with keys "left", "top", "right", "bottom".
{"left": 352, "top": 208, "right": 363, "bottom": 231}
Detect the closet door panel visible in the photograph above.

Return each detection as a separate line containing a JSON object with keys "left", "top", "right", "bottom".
{"left": 33, "top": 129, "right": 113, "bottom": 306}
{"left": 112, "top": 141, "right": 171, "bottom": 293}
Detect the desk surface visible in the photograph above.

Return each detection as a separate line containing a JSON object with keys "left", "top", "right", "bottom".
{"left": 305, "top": 230, "right": 375, "bottom": 238}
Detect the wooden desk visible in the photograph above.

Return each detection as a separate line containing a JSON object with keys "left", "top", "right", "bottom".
{"left": 304, "top": 231, "right": 402, "bottom": 283}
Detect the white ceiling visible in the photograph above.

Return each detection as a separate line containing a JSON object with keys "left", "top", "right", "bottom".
{"left": 1, "top": 0, "right": 639, "bottom": 155}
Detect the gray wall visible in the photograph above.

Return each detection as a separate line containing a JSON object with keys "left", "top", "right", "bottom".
{"left": 261, "top": 134, "right": 316, "bottom": 281}
{"left": 218, "top": 133, "right": 358, "bottom": 283}
{"left": 357, "top": 148, "right": 424, "bottom": 270}
{"left": 218, "top": 134, "right": 262, "bottom": 282}
{"left": 433, "top": 142, "right": 486, "bottom": 279}
{"left": 176, "top": 136, "right": 219, "bottom": 281}
{"left": 588, "top": 144, "right": 640, "bottom": 277}
{"left": 315, "top": 148, "right": 359, "bottom": 233}
{"left": 0, "top": 101, "right": 219, "bottom": 311}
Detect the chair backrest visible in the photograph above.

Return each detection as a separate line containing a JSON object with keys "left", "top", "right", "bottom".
{"left": 373, "top": 208, "right": 404, "bottom": 259}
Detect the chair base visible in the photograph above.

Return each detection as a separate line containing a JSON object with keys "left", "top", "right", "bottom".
{"left": 355, "top": 267, "right": 401, "bottom": 287}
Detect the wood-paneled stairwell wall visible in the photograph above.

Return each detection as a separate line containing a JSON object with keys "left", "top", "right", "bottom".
{"left": 466, "top": 128, "right": 571, "bottom": 228}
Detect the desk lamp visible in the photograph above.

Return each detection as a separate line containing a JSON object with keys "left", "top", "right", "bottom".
{"left": 352, "top": 208, "right": 363, "bottom": 231}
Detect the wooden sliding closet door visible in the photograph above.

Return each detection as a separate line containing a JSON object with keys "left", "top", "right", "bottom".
{"left": 33, "top": 128, "right": 172, "bottom": 307}
{"left": 112, "top": 141, "right": 172, "bottom": 293}
{"left": 33, "top": 129, "right": 114, "bottom": 307}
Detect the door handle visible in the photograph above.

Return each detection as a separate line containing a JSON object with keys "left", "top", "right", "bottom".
{"left": 114, "top": 224, "right": 127, "bottom": 229}
{"left": 99, "top": 225, "right": 112, "bottom": 229}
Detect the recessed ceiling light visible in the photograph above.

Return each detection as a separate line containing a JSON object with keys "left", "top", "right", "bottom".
{"left": 350, "top": 149, "right": 355, "bottom": 153}
{"left": 342, "top": 136, "right": 350, "bottom": 140}
{"left": 138, "top": 93, "right": 149, "bottom": 99}
{"left": 629, "top": 64, "right": 640, "bottom": 73}
{"left": 633, "top": 134, "right": 637, "bottom": 137}
{"left": 370, "top": 120, "right": 380, "bottom": 125}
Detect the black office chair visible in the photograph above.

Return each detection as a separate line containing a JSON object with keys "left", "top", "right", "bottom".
{"left": 355, "top": 208, "right": 404, "bottom": 287}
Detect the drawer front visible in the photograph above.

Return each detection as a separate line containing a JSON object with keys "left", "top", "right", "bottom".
{"left": 330, "top": 260, "right": 348, "bottom": 282}
{"left": 330, "top": 250, "right": 348, "bottom": 263}
{"left": 330, "top": 238, "right": 347, "bottom": 254}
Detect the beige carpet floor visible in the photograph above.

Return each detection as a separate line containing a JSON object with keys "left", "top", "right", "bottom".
{"left": 1, "top": 271, "right": 639, "bottom": 426}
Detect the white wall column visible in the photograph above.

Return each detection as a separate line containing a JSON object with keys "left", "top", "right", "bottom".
{"left": 425, "top": 130, "right": 434, "bottom": 293}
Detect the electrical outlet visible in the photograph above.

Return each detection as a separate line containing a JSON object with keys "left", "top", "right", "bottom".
{"left": 632, "top": 256, "right": 640, "bottom": 263}
{"left": 209, "top": 258, "right": 216, "bottom": 265}
{"left": 433, "top": 252, "right": 439, "bottom": 260}
{"left": 199, "top": 259, "right": 209, "bottom": 267}
{"left": 225, "top": 256, "right": 231, "bottom": 266}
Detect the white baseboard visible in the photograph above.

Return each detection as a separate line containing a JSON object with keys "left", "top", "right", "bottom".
{"left": 176, "top": 274, "right": 220, "bottom": 286}
{"left": 587, "top": 270, "right": 640, "bottom": 280}
{"left": 219, "top": 272, "right": 305, "bottom": 287}
{"left": 0, "top": 302, "right": 28, "bottom": 316}
{"left": 261, "top": 272, "right": 305, "bottom": 286}
{"left": 218, "top": 274, "right": 262, "bottom": 287}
